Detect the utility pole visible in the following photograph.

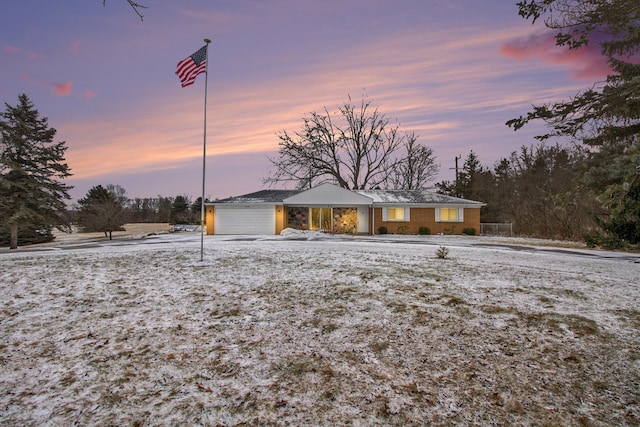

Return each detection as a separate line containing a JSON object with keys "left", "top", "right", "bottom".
{"left": 449, "top": 155, "right": 460, "bottom": 196}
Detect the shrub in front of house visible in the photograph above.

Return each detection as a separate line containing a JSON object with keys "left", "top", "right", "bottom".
{"left": 396, "top": 225, "right": 409, "bottom": 234}
{"left": 436, "top": 246, "right": 450, "bottom": 259}
{"left": 462, "top": 228, "right": 477, "bottom": 236}
{"left": 418, "top": 226, "right": 431, "bottom": 235}
{"left": 378, "top": 226, "right": 388, "bottom": 234}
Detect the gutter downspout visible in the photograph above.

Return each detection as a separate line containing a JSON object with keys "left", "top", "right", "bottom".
{"left": 370, "top": 205, "right": 374, "bottom": 235}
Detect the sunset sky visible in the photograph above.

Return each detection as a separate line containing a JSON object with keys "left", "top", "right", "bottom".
{"left": 1, "top": 0, "right": 608, "bottom": 203}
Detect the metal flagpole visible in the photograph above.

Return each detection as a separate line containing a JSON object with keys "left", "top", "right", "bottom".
{"left": 200, "top": 38, "right": 211, "bottom": 262}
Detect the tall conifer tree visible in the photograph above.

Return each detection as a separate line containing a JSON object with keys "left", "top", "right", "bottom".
{"left": 0, "top": 94, "right": 72, "bottom": 249}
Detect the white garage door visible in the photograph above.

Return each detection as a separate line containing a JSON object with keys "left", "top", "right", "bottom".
{"left": 214, "top": 206, "right": 276, "bottom": 235}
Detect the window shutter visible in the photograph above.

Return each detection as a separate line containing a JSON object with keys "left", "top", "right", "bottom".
{"left": 382, "top": 208, "right": 388, "bottom": 221}
{"left": 435, "top": 208, "right": 441, "bottom": 222}
{"left": 405, "top": 207, "right": 410, "bottom": 221}
{"left": 458, "top": 208, "right": 464, "bottom": 222}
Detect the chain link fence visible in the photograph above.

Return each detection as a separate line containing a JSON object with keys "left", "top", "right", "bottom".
{"left": 480, "top": 223, "right": 513, "bottom": 237}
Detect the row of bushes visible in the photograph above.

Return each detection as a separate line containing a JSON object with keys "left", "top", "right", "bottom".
{"left": 377, "top": 226, "right": 477, "bottom": 236}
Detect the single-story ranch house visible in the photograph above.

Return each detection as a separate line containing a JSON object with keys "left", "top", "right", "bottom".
{"left": 204, "top": 183, "right": 485, "bottom": 236}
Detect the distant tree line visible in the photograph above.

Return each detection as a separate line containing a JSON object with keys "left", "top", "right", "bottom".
{"left": 69, "top": 185, "right": 206, "bottom": 240}
{"left": 435, "top": 146, "right": 600, "bottom": 241}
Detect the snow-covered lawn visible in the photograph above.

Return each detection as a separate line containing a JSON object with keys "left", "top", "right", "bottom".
{"left": 1, "top": 230, "right": 639, "bottom": 426}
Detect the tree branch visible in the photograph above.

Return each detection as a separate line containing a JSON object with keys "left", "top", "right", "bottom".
{"left": 103, "top": 0, "right": 147, "bottom": 21}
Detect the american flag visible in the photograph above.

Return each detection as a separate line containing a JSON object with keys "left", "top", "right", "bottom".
{"left": 176, "top": 46, "right": 207, "bottom": 87}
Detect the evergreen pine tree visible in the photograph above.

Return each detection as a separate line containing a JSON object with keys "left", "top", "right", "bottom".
{"left": 76, "top": 184, "right": 128, "bottom": 240}
{"left": 0, "top": 94, "right": 72, "bottom": 249}
{"left": 170, "top": 195, "right": 191, "bottom": 224}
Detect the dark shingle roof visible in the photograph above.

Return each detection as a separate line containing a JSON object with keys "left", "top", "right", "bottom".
{"left": 212, "top": 186, "right": 484, "bottom": 206}
{"left": 213, "top": 189, "right": 301, "bottom": 204}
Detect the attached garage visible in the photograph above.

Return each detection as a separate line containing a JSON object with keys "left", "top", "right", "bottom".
{"left": 214, "top": 205, "right": 276, "bottom": 235}
{"left": 207, "top": 189, "right": 299, "bottom": 235}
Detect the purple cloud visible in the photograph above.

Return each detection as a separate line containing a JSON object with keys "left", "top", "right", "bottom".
{"left": 500, "top": 31, "right": 611, "bottom": 80}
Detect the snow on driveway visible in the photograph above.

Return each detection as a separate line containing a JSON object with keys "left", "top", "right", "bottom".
{"left": 1, "top": 232, "right": 639, "bottom": 425}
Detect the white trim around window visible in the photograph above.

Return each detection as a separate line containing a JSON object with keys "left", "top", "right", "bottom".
{"left": 436, "top": 207, "right": 464, "bottom": 222}
{"left": 382, "top": 207, "right": 410, "bottom": 222}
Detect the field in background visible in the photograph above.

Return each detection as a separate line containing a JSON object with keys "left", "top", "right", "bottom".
{"left": 50, "top": 223, "right": 173, "bottom": 243}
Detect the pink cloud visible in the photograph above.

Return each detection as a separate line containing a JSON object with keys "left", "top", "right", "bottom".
{"left": 48, "top": 82, "right": 73, "bottom": 96}
{"left": 71, "top": 40, "right": 81, "bottom": 54}
{"left": 500, "top": 31, "right": 611, "bottom": 80}
{"left": 83, "top": 90, "right": 97, "bottom": 98}
{"left": 4, "top": 45, "right": 44, "bottom": 59}
{"left": 5, "top": 45, "right": 21, "bottom": 54}
{"left": 26, "top": 50, "right": 44, "bottom": 59}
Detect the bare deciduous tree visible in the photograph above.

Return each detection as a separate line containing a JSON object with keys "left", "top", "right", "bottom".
{"left": 266, "top": 95, "right": 437, "bottom": 190}
{"left": 388, "top": 134, "right": 439, "bottom": 190}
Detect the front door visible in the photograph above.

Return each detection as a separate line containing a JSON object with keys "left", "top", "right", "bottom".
{"left": 310, "top": 207, "right": 332, "bottom": 231}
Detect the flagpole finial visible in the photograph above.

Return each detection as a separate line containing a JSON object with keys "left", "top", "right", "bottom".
{"left": 204, "top": 38, "right": 212, "bottom": 44}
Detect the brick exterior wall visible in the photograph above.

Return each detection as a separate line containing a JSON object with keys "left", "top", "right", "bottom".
{"left": 278, "top": 206, "right": 481, "bottom": 235}
{"left": 374, "top": 207, "right": 481, "bottom": 235}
